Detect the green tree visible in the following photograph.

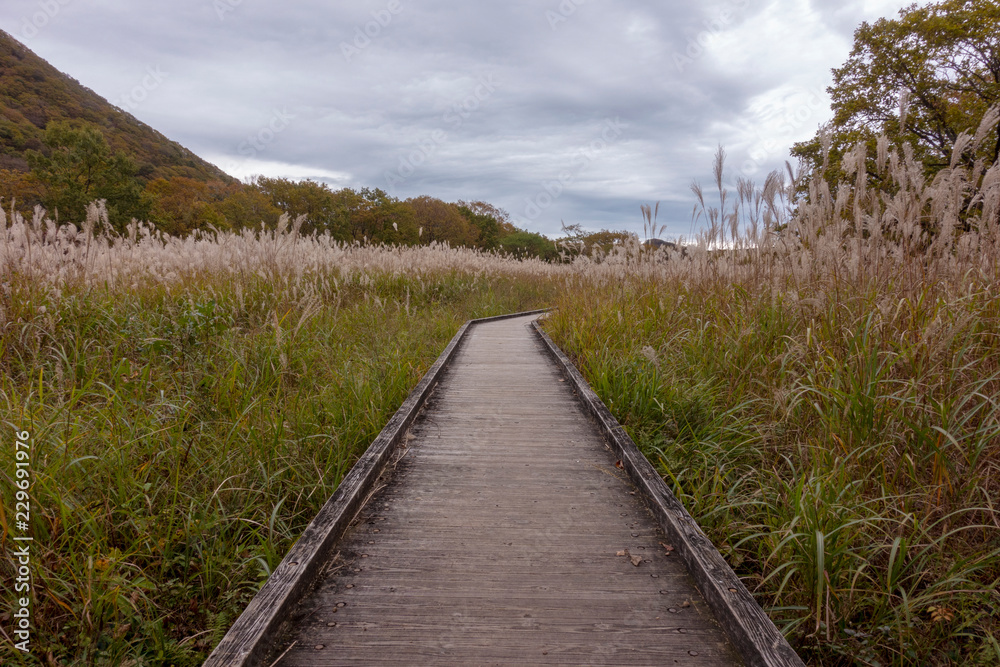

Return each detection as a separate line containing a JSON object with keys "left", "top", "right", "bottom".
{"left": 26, "top": 121, "right": 150, "bottom": 229}
{"left": 555, "top": 222, "right": 636, "bottom": 259}
{"left": 792, "top": 0, "right": 1000, "bottom": 184}
{"left": 214, "top": 183, "right": 282, "bottom": 230}
{"left": 457, "top": 204, "right": 501, "bottom": 249}
{"left": 581, "top": 229, "right": 636, "bottom": 256}
{"left": 145, "top": 177, "right": 228, "bottom": 235}
{"left": 498, "top": 230, "right": 559, "bottom": 261}
{"left": 251, "top": 176, "right": 354, "bottom": 237}
{"left": 459, "top": 200, "right": 517, "bottom": 229}
{"left": 343, "top": 188, "right": 418, "bottom": 244}
{"left": 407, "top": 196, "right": 476, "bottom": 246}
{"left": 0, "top": 168, "right": 46, "bottom": 219}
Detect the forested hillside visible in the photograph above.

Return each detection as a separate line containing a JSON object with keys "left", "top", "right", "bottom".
{"left": 0, "top": 30, "right": 591, "bottom": 257}
{"left": 0, "top": 29, "right": 229, "bottom": 181}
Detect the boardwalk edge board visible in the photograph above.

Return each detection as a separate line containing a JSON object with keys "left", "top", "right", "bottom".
{"left": 531, "top": 320, "right": 806, "bottom": 667}
{"left": 204, "top": 309, "right": 548, "bottom": 667}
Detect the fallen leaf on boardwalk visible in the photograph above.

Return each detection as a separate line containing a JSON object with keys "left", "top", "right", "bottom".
{"left": 614, "top": 460, "right": 624, "bottom": 469}
{"left": 630, "top": 554, "right": 643, "bottom": 567}
{"left": 616, "top": 550, "right": 628, "bottom": 557}
{"left": 660, "top": 542, "right": 675, "bottom": 556}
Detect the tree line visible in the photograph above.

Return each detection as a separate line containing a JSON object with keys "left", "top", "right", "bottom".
{"left": 0, "top": 120, "right": 576, "bottom": 260}
{"left": 8, "top": 0, "right": 994, "bottom": 258}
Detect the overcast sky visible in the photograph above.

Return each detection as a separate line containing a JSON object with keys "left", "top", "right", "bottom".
{"left": 3, "top": 0, "right": 913, "bottom": 239}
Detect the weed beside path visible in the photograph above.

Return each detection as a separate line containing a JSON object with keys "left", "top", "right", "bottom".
{"left": 545, "top": 278, "right": 1000, "bottom": 665}
{"left": 0, "top": 215, "right": 560, "bottom": 664}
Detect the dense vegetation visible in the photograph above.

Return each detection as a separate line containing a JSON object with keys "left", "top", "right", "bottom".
{"left": 1, "top": 1, "right": 998, "bottom": 664}
{"left": 0, "top": 30, "right": 229, "bottom": 182}
{"left": 0, "top": 30, "right": 578, "bottom": 257}
{"left": 0, "top": 213, "right": 564, "bottom": 664}
{"left": 4, "top": 123, "right": 999, "bottom": 662}
{"left": 545, "top": 99, "right": 1000, "bottom": 663}
{"left": 791, "top": 0, "right": 1000, "bottom": 192}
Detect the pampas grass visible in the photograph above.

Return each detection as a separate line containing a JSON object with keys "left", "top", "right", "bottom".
{"left": 545, "top": 110, "right": 1000, "bottom": 665}
{"left": 3, "top": 103, "right": 999, "bottom": 664}
{"left": 0, "top": 216, "right": 560, "bottom": 665}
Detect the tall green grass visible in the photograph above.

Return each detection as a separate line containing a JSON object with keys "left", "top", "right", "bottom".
{"left": 0, "top": 218, "right": 558, "bottom": 664}
{"left": 544, "top": 133, "right": 1000, "bottom": 665}
{"left": 5, "top": 113, "right": 1000, "bottom": 665}
{"left": 546, "top": 280, "right": 1000, "bottom": 665}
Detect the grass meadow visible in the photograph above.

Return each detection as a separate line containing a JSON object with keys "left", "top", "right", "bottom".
{"left": 0, "top": 210, "right": 562, "bottom": 664}
{"left": 546, "top": 129, "right": 1000, "bottom": 664}
{"left": 2, "top": 117, "right": 1000, "bottom": 665}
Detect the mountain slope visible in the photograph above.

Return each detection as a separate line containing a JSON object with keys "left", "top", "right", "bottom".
{"left": 0, "top": 30, "right": 232, "bottom": 182}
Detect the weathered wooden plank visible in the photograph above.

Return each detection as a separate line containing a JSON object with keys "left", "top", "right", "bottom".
{"left": 531, "top": 320, "right": 805, "bottom": 667}
{"left": 213, "top": 311, "right": 798, "bottom": 666}
{"left": 203, "top": 310, "right": 547, "bottom": 667}
{"left": 272, "top": 314, "right": 742, "bottom": 665}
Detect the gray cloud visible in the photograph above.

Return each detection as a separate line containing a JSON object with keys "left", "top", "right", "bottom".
{"left": 3, "top": 0, "right": 915, "bottom": 238}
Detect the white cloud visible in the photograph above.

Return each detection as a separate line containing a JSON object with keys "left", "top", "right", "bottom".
{"left": 1, "top": 0, "right": 915, "bottom": 238}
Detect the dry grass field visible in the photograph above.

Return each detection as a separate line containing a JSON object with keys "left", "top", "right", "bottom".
{"left": 546, "top": 125, "right": 1000, "bottom": 664}
{"left": 2, "top": 114, "right": 1000, "bottom": 665}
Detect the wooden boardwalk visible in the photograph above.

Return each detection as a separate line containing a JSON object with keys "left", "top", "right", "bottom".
{"left": 207, "top": 313, "right": 803, "bottom": 667}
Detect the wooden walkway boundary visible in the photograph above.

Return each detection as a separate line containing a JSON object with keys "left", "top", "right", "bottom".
{"left": 531, "top": 321, "right": 803, "bottom": 667}
{"left": 205, "top": 311, "right": 803, "bottom": 667}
